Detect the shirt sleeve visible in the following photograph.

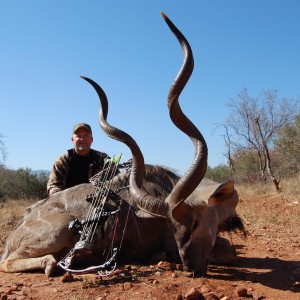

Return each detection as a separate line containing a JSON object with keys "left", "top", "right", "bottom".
{"left": 47, "top": 153, "right": 69, "bottom": 196}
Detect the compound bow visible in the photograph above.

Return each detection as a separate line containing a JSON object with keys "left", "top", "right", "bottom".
{"left": 58, "top": 155, "right": 131, "bottom": 277}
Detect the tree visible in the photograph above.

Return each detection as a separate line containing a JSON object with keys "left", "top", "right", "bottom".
{"left": 205, "top": 165, "right": 232, "bottom": 183}
{"left": 231, "top": 148, "right": 260, "bottom": 183}
{"left": 0, "top": 132, "right": 6, "bottom": 167}
{"left": 0, "top": 167, "right": 48, "bottom": 200}
{"left": 224, "top": 88, "right": 297, "bottom": 191}
{"left": 274, "top": 115, "right": 300, "bottom": 178}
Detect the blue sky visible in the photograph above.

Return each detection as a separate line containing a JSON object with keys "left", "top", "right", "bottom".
{"left": 1, "top": 1, "right": 299, "bottom": 175}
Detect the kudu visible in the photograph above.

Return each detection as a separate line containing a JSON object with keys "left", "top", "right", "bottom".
{"left": 0, "top": 12, "right": 245, "bottom": 277}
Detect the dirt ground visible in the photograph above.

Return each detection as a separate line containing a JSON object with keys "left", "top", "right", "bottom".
{"left": 0, "top": 194, "right": 299, "bottom": 300}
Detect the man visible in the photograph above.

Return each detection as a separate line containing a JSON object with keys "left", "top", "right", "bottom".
{"left": 47, "top": 122, "right": 110, "bottom": 196}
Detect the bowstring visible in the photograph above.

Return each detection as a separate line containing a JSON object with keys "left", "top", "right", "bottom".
{"left": 79, "top": 159, "right": 111, "bottom": 242}
{"left": 88, "top": 156, "right": 121, "bottom": 241}
{"left": 85, "top": 159, "right": 112, "bottom": 242}
{"left": 80, "top": 154, "right": 122, "bottom": 243}
{"left": 101, "top": 172, "right": 131, "bottom": 265}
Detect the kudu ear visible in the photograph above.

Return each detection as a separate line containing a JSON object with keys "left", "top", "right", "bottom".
{"left": 207, "top": 181, "right": 235, "bottom": 206}
{"left": 171, "top": 201, "right": 189, "bottom": 222}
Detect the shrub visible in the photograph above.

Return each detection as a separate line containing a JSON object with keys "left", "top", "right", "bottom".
{"left": 0, "top": 166, "right": 48, "bottom": 200}
{"left": 206, "top": 165, "right": 232, "bottom": 182}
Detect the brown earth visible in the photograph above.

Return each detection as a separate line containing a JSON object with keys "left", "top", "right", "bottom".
{"left": 0, "top": 194, "right": 299, "bottom": 300}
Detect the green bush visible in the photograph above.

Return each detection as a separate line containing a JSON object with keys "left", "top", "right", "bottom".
{"left": 0, "top": 166, "right": 48, "bottom": 200}
{"left": 205, "top": 165, "right": 232, "bottom": 182}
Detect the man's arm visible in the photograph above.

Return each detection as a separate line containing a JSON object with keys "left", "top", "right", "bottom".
{"left": 47, "top": 154, "right": 69, "bottom": 196}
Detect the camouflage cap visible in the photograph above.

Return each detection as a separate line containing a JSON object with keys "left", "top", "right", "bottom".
{"left": 72, "top": 123, "right": 92, "bottom": 134}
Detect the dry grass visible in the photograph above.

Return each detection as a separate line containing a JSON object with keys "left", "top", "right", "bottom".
{"left": 236, "top": 179, "right": 300, "bottom": 237}
{"left": 236, "top": 177, "right": 300, "bottom": 200}
{"left": 0, "top": 198, "right": 35, "bottom": 222}
{"left": 0, "top": 198, "right": 35, "bottom": 250}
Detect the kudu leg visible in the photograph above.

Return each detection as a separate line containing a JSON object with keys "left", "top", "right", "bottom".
{"left": 0, "top": 254, "right": 57, "bottom": 277}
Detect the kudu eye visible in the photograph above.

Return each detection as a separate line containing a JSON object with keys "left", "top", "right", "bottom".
{"left": 192, "top": 220, "right": 199, "bottom": 231}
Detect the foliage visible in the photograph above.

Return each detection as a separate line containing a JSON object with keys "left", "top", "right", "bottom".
{"left": 205, "top": 165, "right": 232, "bottom": 182}
{"left": 0, "top": 133, "right": 6, "bottom": 167}
{"left": 0, "top": 166, "right": 48, "bottom": 200}
{"left": 231, "top": 149, "right": 260, "bottom": 183}
{"left": 274, "top": 114, "right": 300, "bottom": 176}
{"left": 208, "top": 142, "right": 300, "bottom": 187}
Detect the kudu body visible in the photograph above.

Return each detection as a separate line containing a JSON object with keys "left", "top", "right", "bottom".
{"left": 0, "top": 12, "right": 245, "bottom": 277}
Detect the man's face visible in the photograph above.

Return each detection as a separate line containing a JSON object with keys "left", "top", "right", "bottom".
{"left": 71, "top": 128, "right": 93, "bottom": 155}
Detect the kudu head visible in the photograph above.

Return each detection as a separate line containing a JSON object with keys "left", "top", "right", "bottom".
{"left": 81, "top": 12, "right": 241, "bottom": 277}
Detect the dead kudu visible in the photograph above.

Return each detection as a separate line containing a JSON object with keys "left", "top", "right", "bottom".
{"left": 0, "top": 12, "right": 245, "bottom": 278}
